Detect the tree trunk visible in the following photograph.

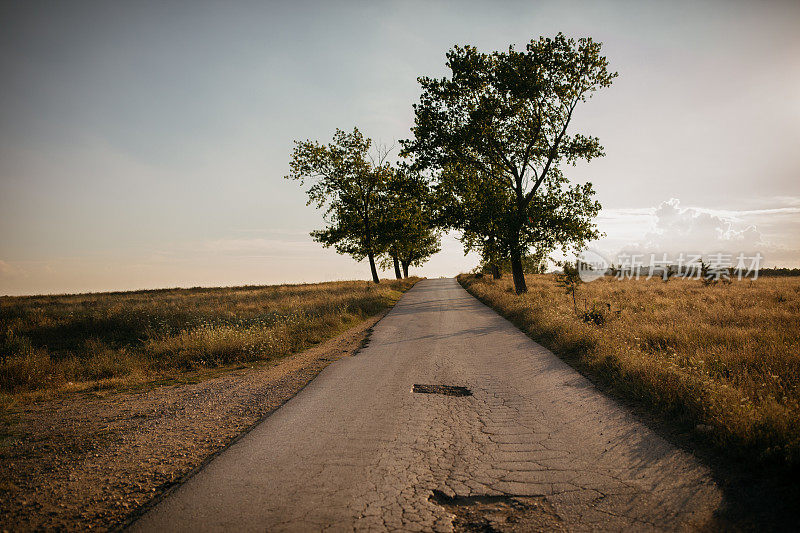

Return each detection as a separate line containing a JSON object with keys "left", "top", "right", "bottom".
{"left": 368, "top": 252, "right": 380, "bottom": 284}
{"left": 510, "top": 249, "right": 527, "bottom": 294}
{"left": 490, "top": 263, "right": 501, "bottom": 280}
{"left": 401, "top": 260, "right": 409, "bottom": 278}
{"left": 393, "top": 255, "right": 402, "bottom": 279}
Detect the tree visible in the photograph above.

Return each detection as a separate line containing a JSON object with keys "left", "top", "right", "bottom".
{"left": 400, "top": 230, "right": 440, "bottom": 278}
{"left": 556, "top": 261, "right": 583, "bottom": 314}
{"left": 402, "top": 33, "right": 616, "bottom": 293}
{"left": 476, "top": 251, "right": 550, "bottom": 277}
{"left": 286, "top": 128, "right": 390, "bottom": 284}
{"left": 435, "top": 162, "right": 512, "bottom": 280}
{"left": 378, "top": 165, "right": 441, "bottom": 278}
{"left": 435, "top": 160, "right": 602, "bottom": 284}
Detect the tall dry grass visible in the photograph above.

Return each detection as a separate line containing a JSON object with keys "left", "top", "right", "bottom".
{"left": 0, "top": 279, "right": 418, "bottom": 394}
{"left": 459, "top": 273, "right": 800, "bottom": 469}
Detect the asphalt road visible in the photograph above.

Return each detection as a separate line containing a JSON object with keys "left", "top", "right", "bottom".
{"left": 131, "top": 278, "right": 721, "bottom": 532}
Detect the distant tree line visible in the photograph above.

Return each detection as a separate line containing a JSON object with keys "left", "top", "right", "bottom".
{"left": 757, "top": 267, "right": 800, "bottom": 277}
{"left": 288, "top": 33, "right": 615, "bottom": 292}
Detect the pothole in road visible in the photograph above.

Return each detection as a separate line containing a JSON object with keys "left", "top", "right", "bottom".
{"left": 412, "top": 384, "right": 472, "bottom": 397}
{"left": 430, "top": 490, "right": 564, "bottom": 532}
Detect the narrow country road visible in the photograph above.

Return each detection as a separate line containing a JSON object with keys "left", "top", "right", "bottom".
{"left": 131, "top": 278, "right": 721, "bottom": 532}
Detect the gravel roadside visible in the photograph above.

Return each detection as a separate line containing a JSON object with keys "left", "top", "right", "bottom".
{"left": 0, "top": 310, "right": 387, "bottom": 531}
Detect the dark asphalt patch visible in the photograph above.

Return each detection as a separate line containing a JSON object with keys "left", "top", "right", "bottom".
{"left": 412, "top": 384, "right": 472, "bottom": 397}
{"left": 430, "top": 490, "right": 564, "bottom": 532}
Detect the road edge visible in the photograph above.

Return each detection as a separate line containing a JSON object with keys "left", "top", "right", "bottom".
{"left": 114, "top": 283, "right": 416, "bottom": 531}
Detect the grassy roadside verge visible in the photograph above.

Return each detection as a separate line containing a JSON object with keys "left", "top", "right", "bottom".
{"left": 458, "top": 273, "right": 800, "bottom": 473}
{"left": 0, "top": 304, "right": 400, "bottom": 532}
{"left": 1, "top": 278, "right": 419, "bottom": 401}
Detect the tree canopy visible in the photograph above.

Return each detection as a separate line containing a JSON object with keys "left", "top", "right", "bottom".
{"left": 287, "top": 128, "right": 440, "bottom": 282}
{"left": 286, "top": 34, "right": 613, "bottom": 290}
{"left": 286, "top": 128, "right": 389, "bottom": 283}
{"left": 378, "top": 165, "right": 441, "bottom": 278}
{"left": 403, "top": 33, "right": 616, "bottom": 293}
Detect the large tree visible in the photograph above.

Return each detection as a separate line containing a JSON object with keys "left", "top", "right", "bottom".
{"left": 287, "top": 128, "right": 390, "bottom": 284}
{"left": 403, "top": 34, "right": 616, "bottom": 293}
{"left": 378, "top": 165, "right": 441, "bottom": 278}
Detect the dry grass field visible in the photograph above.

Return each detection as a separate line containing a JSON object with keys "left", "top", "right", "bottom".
{"left": 459, "top": 273, "right": 800, "bottom": 470}
{"left": 0, "top": 278, "right": 419, "bottom": 398}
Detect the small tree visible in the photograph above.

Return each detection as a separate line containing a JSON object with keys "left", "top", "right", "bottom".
{"left": 286, "top": 128, "right": 390, "bottom": 284}
{"left": 398, "top": 230, "right": 441, "bottom": 277}
{"left": 556, "top": 261, "right": 583, "bottom": 314}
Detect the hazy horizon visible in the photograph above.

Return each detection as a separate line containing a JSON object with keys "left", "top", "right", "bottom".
{"left": 2, "top": 0, "right": 799, "bottom": 296}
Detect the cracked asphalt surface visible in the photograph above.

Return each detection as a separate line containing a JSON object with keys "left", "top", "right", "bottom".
{"left": 130, "top": 278, "right": 722, "bottom": 532}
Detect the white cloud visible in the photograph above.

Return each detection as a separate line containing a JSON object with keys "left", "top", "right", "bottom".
{"left": 589, "top": 198, "right": 800, "bottom": 267}
{"left": 641, "top": 198, "right": 763, "bottom": 252}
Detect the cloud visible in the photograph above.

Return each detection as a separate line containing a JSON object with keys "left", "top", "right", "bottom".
{"left": 640, "top": 198, "right": 763, "bottom": 253}
{"left": 586, "top": 198, "right": 800, "bottom": 267}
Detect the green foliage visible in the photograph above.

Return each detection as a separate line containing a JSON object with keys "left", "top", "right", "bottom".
{"left": 476, "top": 255, "right": 547, "bottom": 276}
{"left": 286, "top": 128, "right": 390, "bottom": 283}
{"left": 377, "top": 165, "right": 441, "bottom": 276}
{"left": 287, "top": 128, "right": 443, "bottom": 282}
{"left": 435, "top": 163, "right": 514, "bottom": 269}
{"left": 403, "top": 33, "right": 615, "bottom": 294}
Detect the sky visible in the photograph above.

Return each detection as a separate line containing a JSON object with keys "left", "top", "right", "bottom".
{"left": 1, "top": 0, "right": 799, "bottom": 295}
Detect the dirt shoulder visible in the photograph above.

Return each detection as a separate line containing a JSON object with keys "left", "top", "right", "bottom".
{"left": 0, "top": 310, "right": 387, "bottom": 531}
